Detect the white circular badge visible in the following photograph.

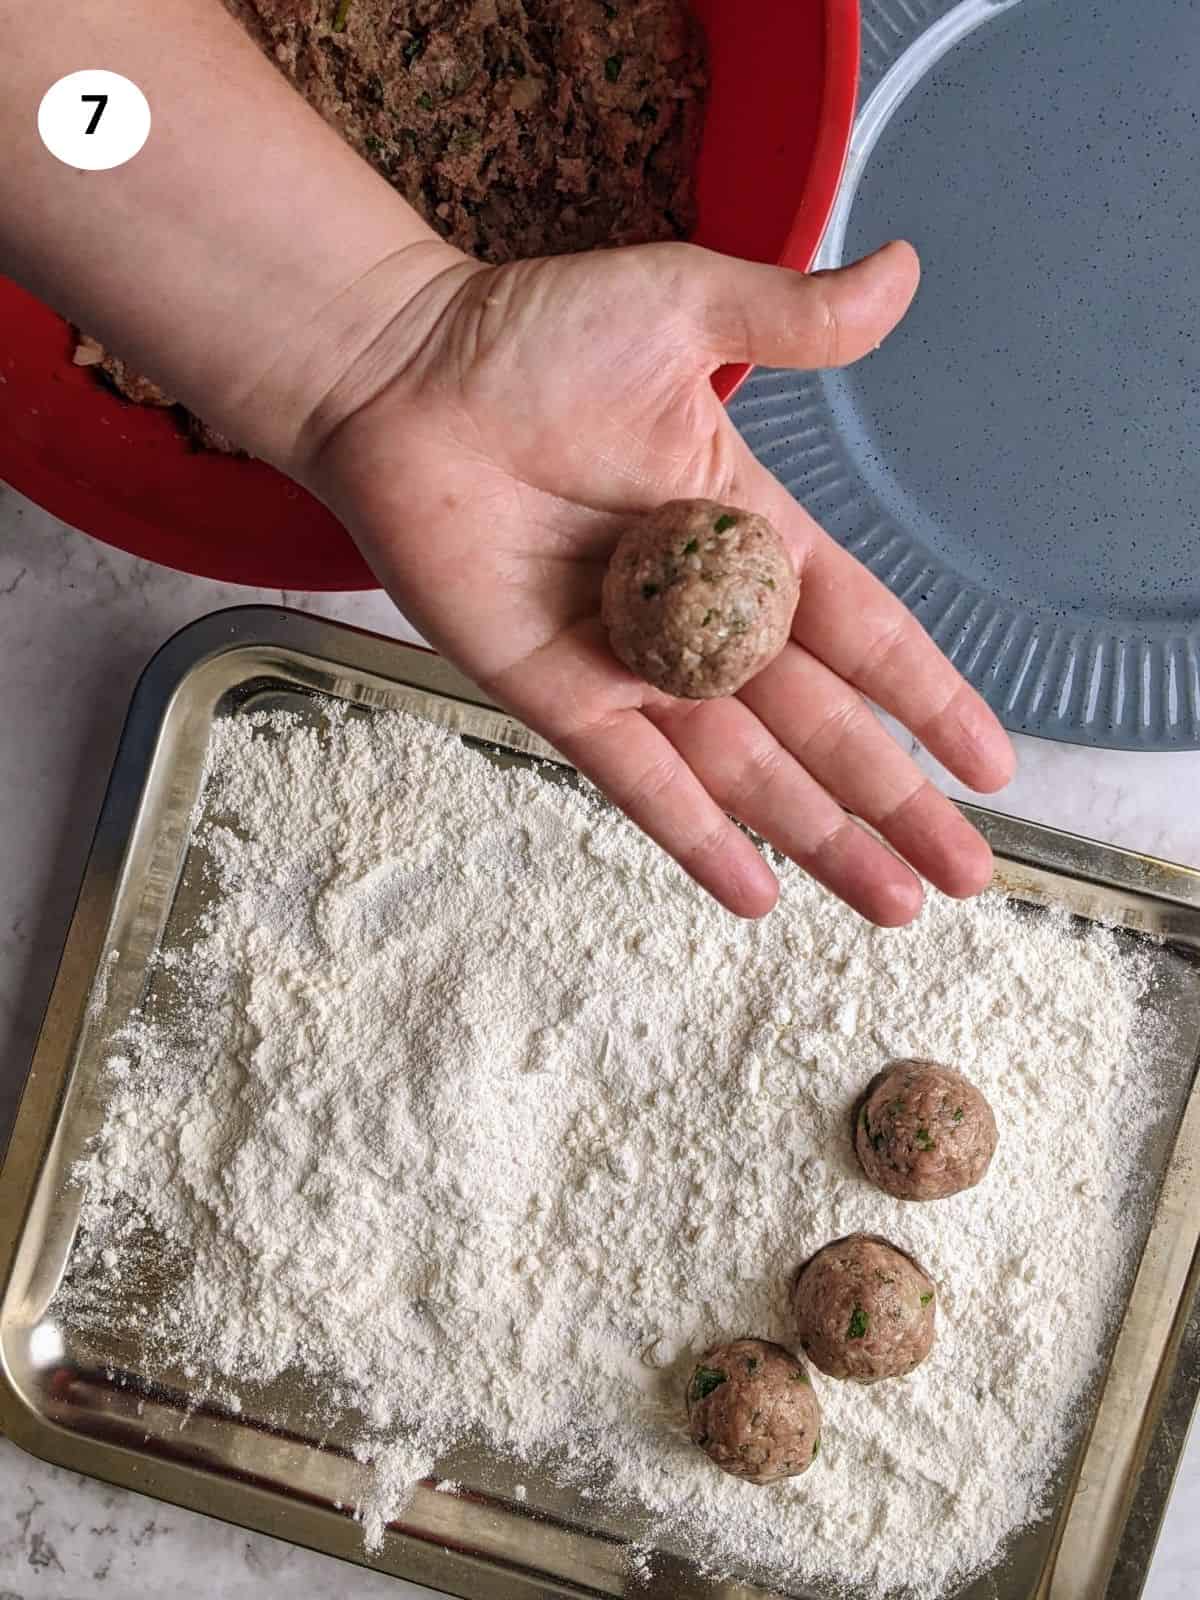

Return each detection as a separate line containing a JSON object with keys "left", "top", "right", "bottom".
{"left": 38, "top": 70, "right": 151, "bottom": 171}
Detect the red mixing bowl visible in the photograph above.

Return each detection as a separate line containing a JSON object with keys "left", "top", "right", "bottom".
{"left": 0, "top": 0, "right": 858, "bottom": 590}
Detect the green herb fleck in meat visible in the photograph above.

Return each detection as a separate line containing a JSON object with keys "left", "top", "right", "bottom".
{"left": 764, "top": 577, "right": 776, "bottom": 589}
{"left": 744, "top": 1355, "right": 759, "bottom": 1372}
{"left": 638, "top": 102, "right": 659, "bottom": 127}
{"left": 603, "top": 2, "right": 618, "bottom": 16}
{"left": 952, "top": 1106, "right": 964, "bottom": 1123}
{"left": 403, "top": 33, "right": 427, "bottom": 66}
{"left": 920, "top": 1291, "right": 934, "bottom": 1306}
{"left": 702, "top": 609, "right": 716, "bottom": 627}
{"left": 690, "top": 1366, "right": 728, "bottom": 1402}
{"left": 683, "top": 538, "right": 699, "bottom": 555}
{"left": 417, "top": 91, "right": 434, "bottom": 111}
{"left": 363, "top": 134, "right": 384, "bottom": 157}
{"left": 331, "top": 0, "right": 352, "bottom": 31}
{"left": 790, "top": 1367, "right": 810, "bottom": 1384}
{"left": 847, "top": 1305, "right": 869, "bottom": 1340}
{"left": 451, "top": 129, "right": 481, "bottom": 153}
{"left": 714, "top": 513, "right": 738, "bottom": 533}
{"left": 642, "top": 583, "right": 660, "bottom": 600}
{"left": 872, "top": 1131, "right": 885, "bottom": 1152}
{"left": 914, "top": 1127, "right": 935, "bottom": 1151}
{"left": 812, "top": 1435, "right": 821, "bottom": 1458}
{"left": 605, "top": 55, "right": 624, "bottom": 82}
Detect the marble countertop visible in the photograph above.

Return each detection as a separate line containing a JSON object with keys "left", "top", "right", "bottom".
{"left": 0, "top": 485, "right": 1196, "bottom": 1598}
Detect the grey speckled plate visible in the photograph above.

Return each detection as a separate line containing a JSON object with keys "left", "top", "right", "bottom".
{"left": 731, "top": 0, "right": 1200, "bottom": 749}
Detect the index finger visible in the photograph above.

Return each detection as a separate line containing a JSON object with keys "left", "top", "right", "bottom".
{"left": 487, "top": 622, "right": 780, "bottom": 919}
{"left": 745, "top": 466, "right": 1015, "bottom": 794}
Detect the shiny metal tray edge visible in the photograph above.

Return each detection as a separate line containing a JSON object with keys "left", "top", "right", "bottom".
{"left": 0, "top": 605, "right": 1198, "bottom": 1600}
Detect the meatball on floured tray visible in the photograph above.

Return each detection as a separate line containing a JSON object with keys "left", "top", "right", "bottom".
{"left": 857, "top": 1060, "right": 998, "bottom": 1201}
{"left": 687, "top": 1339, "right": 821, "bottom": 1484}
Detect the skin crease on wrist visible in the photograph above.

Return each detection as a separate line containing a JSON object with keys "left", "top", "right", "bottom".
{"left": 0, "top": 1, "right": 1016, "bottom": 926}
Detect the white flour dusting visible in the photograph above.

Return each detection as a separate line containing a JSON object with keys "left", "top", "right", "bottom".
{"left": 68, "top": 706, "right": 1159, "bottom": 1597}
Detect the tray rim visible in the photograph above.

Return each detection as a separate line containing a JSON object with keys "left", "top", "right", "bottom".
{"left": 1, "top": 603, "right": 1199, "bottom": 1600}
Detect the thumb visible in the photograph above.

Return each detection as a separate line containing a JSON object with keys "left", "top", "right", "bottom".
{"left": 693, "top": 239, "right": 920, "bottom": 370}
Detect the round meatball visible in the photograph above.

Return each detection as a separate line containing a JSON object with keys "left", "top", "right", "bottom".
{"left": 685, "top": 1338, "right": 822, "bottom": 1484}
{"left": 793, "top": 1235, "right": 936, "bottom": 1384}
{"left": 856, "top": 1060, "right": 998, "bottom": 1201}
{"left": 601, "top": 500, "right": 799, "bottom": 699}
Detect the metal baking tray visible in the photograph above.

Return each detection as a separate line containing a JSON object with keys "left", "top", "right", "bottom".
{"left": 2, "top": 606, "right": 1199, "bottom": 1600}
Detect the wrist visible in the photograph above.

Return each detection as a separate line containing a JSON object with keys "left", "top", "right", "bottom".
{"left": 225, "top": 235, "right": 476, "bottom": 475}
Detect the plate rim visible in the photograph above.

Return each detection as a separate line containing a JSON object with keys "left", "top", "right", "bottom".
{"left": 734, "top": 0, "right": 1200, "bottom": 752}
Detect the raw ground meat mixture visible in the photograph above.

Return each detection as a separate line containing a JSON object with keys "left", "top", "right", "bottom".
{"left": 77, "top": 0, "right": 708, "bottom": 452}
{"left": 229, "top": 0, "right": 707, "bottom": 261}
{"left": 71, "top": 336, "right": 241, "bottom": 454}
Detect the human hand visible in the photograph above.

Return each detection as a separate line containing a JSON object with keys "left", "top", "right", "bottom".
{"left": 294, "top": 239, "right": 1014, "bottom": 924}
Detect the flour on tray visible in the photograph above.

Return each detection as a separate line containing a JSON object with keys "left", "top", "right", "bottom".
{"left": 66, "top": 705, "right": 1160, "bottom": 1597}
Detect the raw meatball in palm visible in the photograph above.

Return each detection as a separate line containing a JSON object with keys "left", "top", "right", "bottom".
{"left": 602, "top": 500, "right": 799, "bottom": 699}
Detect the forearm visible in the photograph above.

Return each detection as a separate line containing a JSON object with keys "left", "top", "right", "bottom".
{"left": 0, "top": 0, "right": 464, "bottom": 465}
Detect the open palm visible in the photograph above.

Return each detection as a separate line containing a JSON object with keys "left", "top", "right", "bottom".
{"left": 304, "top": 239, "right": 1013, "bottom": 923}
